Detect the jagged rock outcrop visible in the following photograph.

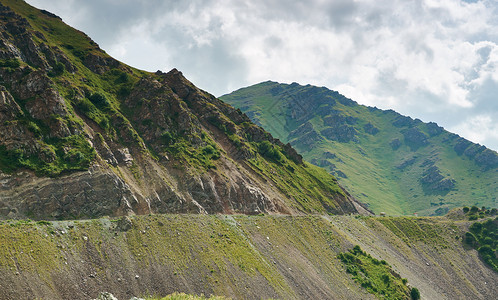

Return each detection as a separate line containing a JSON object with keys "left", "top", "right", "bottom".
{"left": 290, "top": 123, "right": 324, "bottom": 149}
{"left": 363, "top": 122, "right": 379, "bottom": 135}
{"left": 396, "top": 156, "right": 417, "bottom": 170}
{"left": 454, "top": 137, "right": 498, "bottom": 170}
{"left": 426, "top": 122, "right": 443, "bottom": 136}
{"left": 320, "top": 125, "right": 357, "bottom": 143}
{"left": 420, "top": 165, "right": 456, "bottom": 193}
{"left": 402, "top": 127, "right": 429, "bottom": 150}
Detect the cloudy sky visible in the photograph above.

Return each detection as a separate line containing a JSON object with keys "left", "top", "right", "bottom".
{"left": 26, "top": 0, "right": 498, "bottom": 151}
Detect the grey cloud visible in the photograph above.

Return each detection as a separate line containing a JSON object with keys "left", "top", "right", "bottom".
{"left": 324, "top": 0, "right": 358, "bottom": 29}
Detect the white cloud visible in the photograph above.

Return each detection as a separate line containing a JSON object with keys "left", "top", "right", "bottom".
{"left": 24, "top": 0, "right": 498, "bottom": 151}
{"left": 450, "top": 115, "right": 498, "bottom": 147}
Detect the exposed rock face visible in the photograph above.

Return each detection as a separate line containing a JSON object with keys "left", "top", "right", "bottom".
{"left": 390, "top": 138, "right": 402, "bottom": 150}
{"left": 291, "top": 130, "right": 323, "bottom": 149}
{"left": 396, "top": 156, "right": 417, "bottom": 170}
{"left": 320, "top": 125, "right": 357, "bottom": 143}
{"left": 420, "top": 165, "right": 456, "bottom": 193}
{"left": 402, "top": 127, "right": 429, "bottom": 150}
{"left": 454, "top": 138, "right": 498, "bottom": 170}
{"left": 310, "top": 158, "right": 336, "bottom": 169}
{"left": 392, "top": 115, "right": 415, "bottom": 128}
{"left": 363, "top": 123, "right": 379, "bottom": 135}
{"left": 0, "top": 168, "right": 134, "bottom": 219}
{"left": 426, "top": 122, "right": 443, "bottom": 136}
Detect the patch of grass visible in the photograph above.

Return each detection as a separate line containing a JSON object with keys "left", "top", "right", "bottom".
{"left": 376, "top": 217, "right": 450, "bottom": 246}
{"left": 247, "top": 151, "right": 346, "bottom": 214}
{"left": 337, "top": 245, "right": 413, "bottom": 299}
{"left": 166, "top": 137, "right": 220, "bottom": 170}
{"left": 0, "top": 134, "right": 95, "bottom": 176}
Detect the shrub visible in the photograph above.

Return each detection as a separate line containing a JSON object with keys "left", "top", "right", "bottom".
{"left": 258, "top": 140, "right": 283, "bottom": 162}
{"left": 463, "top": 207, "right": 470, "bottom": 213}
{"left": 465, "top": 218, "right": 498, "bottom": 272}
{"left": 464, "top": 232, "right": 477, "bottom": 246}
{"left": 470, "top": 206, "right": 479, "bottom": 214}
{"left": 88, "top": 92, "right": 111, "bottom": 109}
{"left": 202, "top": 145, "right": 219, "bottom": 159}
{"left": 410, "top": 287, "right": 420, "bottom": 300}
{"left": 478, "top": 244, "right": 493, "bottom": 256}
{"left": 116, "top": 71, "right": 129, "bottom": 84}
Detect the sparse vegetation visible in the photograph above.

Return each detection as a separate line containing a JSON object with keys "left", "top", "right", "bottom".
{"left": 0, "top": 134, "right": 95, "bottom": 176}
{"left": 462, "top": 206, "right": 496, "bottom": 220}
{"left": 464, "top": 217, "right": 498, "bottom": 272}
{"left": 337, "top": 245, "right": 412, "bottom": 299}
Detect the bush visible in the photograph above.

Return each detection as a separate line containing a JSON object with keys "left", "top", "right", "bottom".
{"left": 258, "top": 140, "right": 283, "bottom": 162}
{"left": 478, "top": 244, "right": 493, "bottom": 256}
{"left": 410, "top": 287, "right": 420, "bottom": 300}
{"left": 465, "top": 218, "right": 498, "bottom": 272}
{"left": 464, "top": 232, "right": 477, "bottom": 246}
{"left": 463, "top": 207, "right": 470, "bottom": 213}
{"left": 88, "top": 92, "right": 111, "bottom": 109}
{"left": 470, "top": 206, "right": 479, "bottom": 214}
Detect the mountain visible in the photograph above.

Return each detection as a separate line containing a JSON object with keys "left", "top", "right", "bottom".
{"left": 0, "top": 0, "right": 364, "bottom": 219}
{"left": 221, "top": 81, "right": 498, "bottom": 216}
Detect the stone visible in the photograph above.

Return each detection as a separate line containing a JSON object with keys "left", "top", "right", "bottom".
{"left": 116, "top": 216, "right": 133, "bottom": 232}
{"left": 93, "top": 292, "right": 118, "bottom": 300}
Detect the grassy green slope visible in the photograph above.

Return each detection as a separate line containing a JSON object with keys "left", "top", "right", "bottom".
{"left": 221, "top": 82, "right": 498, "bottom": 216}
{"left": 0, "top": 214, "right": 496, "bottom": 299}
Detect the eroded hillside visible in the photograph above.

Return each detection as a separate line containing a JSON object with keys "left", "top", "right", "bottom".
{"left": 0, "top": 215, "right": 496, "bottom": 299}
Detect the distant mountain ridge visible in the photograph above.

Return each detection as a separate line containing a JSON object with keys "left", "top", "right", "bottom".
{"left": 221, "top": 81, "right": 498, "bottom": 215}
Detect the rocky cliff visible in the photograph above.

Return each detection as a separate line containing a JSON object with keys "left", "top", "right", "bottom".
{"left": 0, "top": 0, "right": 363, "bottom": 219}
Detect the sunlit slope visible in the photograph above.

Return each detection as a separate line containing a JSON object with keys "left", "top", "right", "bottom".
{"left": 221, "top": 81, "right": 498, "bottom": 215}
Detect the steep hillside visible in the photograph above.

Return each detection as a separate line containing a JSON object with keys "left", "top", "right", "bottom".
{"left": 221, "top": 81, "right": 498, "bottom": 216}
{"left": 0, "top": 0, "right": 364, "bottom": 219}
{"left": 0, "top": 214, "right": 495, "bottom": 299}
